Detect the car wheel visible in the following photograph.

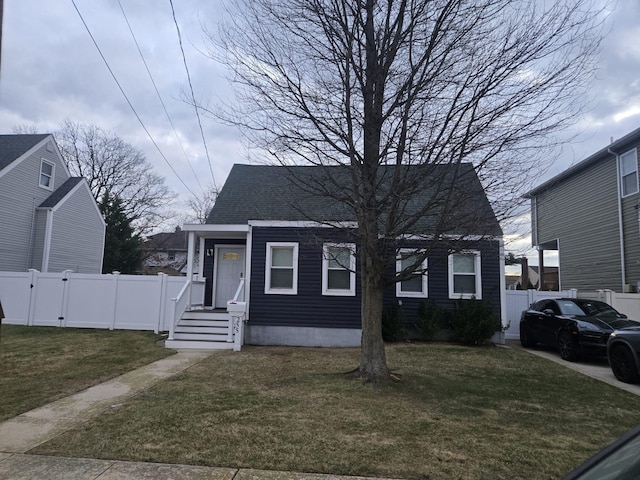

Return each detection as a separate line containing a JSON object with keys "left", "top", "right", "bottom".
{"left": 520, "top": 323, "right": 537, "bottom": 348}
{"left": 609, "top": 345, "right": 640, "bottom": 384}
{"left": 558, "top": 331, "right": 579, "bottom": 361}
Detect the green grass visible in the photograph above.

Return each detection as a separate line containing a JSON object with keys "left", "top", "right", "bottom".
{"left": 0, "top": 324, "right": 174, "bottom": 421}
{"left": 28, "top": 343, "right": 640, "bottom": 479}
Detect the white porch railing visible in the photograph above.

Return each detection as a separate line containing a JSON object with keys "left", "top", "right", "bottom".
{"left": 227, "top": 278, "right": 247, "bottom": 351}
{"left": 169, "top": 278, "right": 206, "bottom": 341}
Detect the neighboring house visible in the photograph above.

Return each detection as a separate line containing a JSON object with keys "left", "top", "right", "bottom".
{"left": 528, "top": 126, "right": 640, "bottom": 292}
{"left": 170, "top": 163, "right": 504, "bottom": 349}
{"left": 505, "top": 264, "right": 559, "bottom": 290}
{"left": 0, "top": 134, "right": 105, "bottom": 273}
{"left": 141, "top": 226, "right": 188, "bottom": 275}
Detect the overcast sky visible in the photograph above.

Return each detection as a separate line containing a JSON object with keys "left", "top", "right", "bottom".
{"left": 1, "top": 1, "right": 639, "bottom": 257}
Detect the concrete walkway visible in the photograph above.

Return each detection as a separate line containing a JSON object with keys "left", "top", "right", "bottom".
{"left": 0, "top": 350, "right": 399, "bottom": 480}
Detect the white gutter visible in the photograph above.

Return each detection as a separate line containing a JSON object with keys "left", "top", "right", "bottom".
{"left": 610, "top": 147, "right": 626, "bottom": 291}
{"left": 41, "top": 209, "right": 54, "bottom": 273}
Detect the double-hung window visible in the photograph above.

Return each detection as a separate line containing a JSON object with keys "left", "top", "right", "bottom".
{"left": 396, "top": 249, "right": 428, "bottom": 298}
{"left": 448, "top": 251, "right": 482, "bottom": 299}
{"left": 619, "top": 149, "right": 639, "bottom": 197}
{"left": 265, "top": 242, "right": 298, "bottom": 294}
{"left": 39, "top": 159, "right": 54, "bottom": 190}
{"left": 322, "top": 243, "right": 356, "bottom": 296}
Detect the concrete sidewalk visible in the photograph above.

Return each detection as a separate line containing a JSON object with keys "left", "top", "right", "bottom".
{"left": 0, "top": 350, "right": 399, "bottom": 480}
{"left": 0, "top": 454, "right": 389, "bottom": 480}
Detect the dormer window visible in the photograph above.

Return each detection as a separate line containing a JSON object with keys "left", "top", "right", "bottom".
{"left": 39, "top": 159, "right": 54, "bottom": 190}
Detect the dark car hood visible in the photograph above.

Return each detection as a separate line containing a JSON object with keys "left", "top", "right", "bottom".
{"left": 613, "top": 325, "right": 640, "bottom": 334}
{"left": 576, "top": 316, "right": 640, "bottom": 331}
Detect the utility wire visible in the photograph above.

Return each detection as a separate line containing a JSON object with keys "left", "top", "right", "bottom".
{"left": 168, "top": 0, "right": 218, "bottom": 191}
{"left": 116, "top": 0, "right": 206, "bottom": 197}
{"left": 70, "top": 0, "right": 199, "bottom": 199}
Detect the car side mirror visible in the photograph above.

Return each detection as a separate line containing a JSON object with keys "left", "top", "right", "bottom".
{"left": 619, "top": 313, "right": 628, "bottom": 319}
{"left": 543, "top": 309, "right": 555, "bottom": 317}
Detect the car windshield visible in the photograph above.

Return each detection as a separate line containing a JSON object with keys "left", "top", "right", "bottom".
{"left": 557, "top": 300, "right": 619, "bottom": 317}
{"left": 557, "top": 300, "right": 586, "bottom": 316}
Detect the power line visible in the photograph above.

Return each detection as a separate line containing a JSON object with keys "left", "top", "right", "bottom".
{"left": 116, "top": 0, "right": 206, "bottom": 197}
{"left": 70, "top": 0, "right": 199, "bottom": 199}
{"left": 168, "top": 0, "right": 218, "bottom": 191}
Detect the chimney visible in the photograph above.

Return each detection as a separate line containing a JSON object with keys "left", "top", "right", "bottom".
{"left": 521, "top": 257, "right": 529, "bottom": 290}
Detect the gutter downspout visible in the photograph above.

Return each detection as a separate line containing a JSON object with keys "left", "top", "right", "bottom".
{"left": 41, "top": 208, "right": 54, "bottom": 273}
{"left": 27, "top": 197, "right": 37, "bottom": 269}
{"left": 610, "top": 147, "right": 626, "bottom": 291}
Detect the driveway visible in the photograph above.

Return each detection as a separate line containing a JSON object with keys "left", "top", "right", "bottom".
{"left": 506, "top": 340, "right": 640, "bottom": 396}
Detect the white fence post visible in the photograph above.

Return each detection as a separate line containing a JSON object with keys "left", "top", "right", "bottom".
{"left": 27, "top": 269, "right": 39, "bottom": 326}
{"left": 156, "top": 273, "right": 167, "bottom": 334}
{"left": 109, "top": 272, "right": 120, "bottom": 331}
{"left": 59, "top": 269, "right": 73, "bottom": 327}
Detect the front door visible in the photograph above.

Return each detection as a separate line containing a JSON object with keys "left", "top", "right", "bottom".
{"left": 214, "top": 246, "right": 246, "bottom": 308}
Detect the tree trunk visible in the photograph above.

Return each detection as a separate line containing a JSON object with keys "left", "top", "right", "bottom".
{"left": 356, "top": 245, "right": 390, "bottom": 383}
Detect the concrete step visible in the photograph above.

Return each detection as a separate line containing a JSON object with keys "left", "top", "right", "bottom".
{"left": 165, "top": 339, "right": 234, "bottom": 350}
{"left": 173, "top": 332, "right": 231, "bottom": 342}
{"left": 175, "top": 325, "right": 228, "bottom": 335}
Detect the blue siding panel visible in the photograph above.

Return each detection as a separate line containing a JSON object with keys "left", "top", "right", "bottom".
{"left": 249, "top": 227, "right": 361, "bottom": 329}
{"left": 382, "top": 240, "right": 502, "bottom": 329}
{"left": 242, "top": 227, "right": 502, "bottom": 330}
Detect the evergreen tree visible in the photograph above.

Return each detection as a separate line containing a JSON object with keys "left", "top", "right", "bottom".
{"left": 99, "top": 190, "right": 142, "bottom": 274}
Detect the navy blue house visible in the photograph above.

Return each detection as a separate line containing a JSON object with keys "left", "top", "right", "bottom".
{"left": 174, "top": 164, "right": 505, "bottom": 349}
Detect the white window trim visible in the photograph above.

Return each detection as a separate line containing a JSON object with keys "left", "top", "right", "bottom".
{"left": 39, "top": 159, "right": 55, "bottom": 190}
{"left": 265, "top": 242, "right": 299, "bottom": 295}
{"left": 396, "top": 249, "right": 428, "bottom": 298}
{"left": 322, "top": 243, "right": 356, "bottom": 296}
{"left": 448, "top": 250, "right": 482, "bottom": 300}
{"left": 619, "top": 148, "right": 639, "bottom": 198}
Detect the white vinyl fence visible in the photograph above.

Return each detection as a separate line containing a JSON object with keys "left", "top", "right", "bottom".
{"left": 578, "top": 290, "right": 640, "bottom": 322}
{"left": 503, "top": 289, "right": 577, "bottom": 340}
{"left": 0, "top": 270, "right": 202, "bottom": 333}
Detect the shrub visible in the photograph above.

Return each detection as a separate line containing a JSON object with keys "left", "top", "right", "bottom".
{"left": 415, "top": 301, "right": 447, "bottom": 341}
{"left": 450, "top": 299, "right": 501, "bottom": 345}
{"left": 382, "top": 305, "right": 406, "bottom": 342}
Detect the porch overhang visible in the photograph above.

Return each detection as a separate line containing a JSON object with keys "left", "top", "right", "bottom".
{"left": 182, "top": 224, "right": 249, "bottom": 238}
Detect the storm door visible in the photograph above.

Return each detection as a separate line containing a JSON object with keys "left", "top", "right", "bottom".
{"left": 214, "top": 246, "right": 245, "bottom": 308}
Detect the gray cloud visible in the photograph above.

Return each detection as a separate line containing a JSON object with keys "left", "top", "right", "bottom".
{"left": 1, "top": 0, "right": 639, "bottom": 233}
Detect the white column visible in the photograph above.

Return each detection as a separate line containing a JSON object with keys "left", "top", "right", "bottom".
{"left": 186, "top": 231, "right": 196, "bottom": 309}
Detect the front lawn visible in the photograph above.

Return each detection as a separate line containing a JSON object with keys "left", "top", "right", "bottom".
{"left": 0, "top": 324, "right": 174, "bottom": 422}
{"left": 29, "top": 343, "right": 640, "bottom": 479}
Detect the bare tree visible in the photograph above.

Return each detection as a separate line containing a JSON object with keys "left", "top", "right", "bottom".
{"left": 213, "top": 0, "right": 604, "bottom": 382}
{"left": 55, "top": 120, "right": 174, "bottom": 235}
{"left": 185, "top": 184, "right": 218, "bottom": 224}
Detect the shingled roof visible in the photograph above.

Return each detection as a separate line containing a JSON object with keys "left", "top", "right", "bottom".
{"left": 143, "top": 227, "right": 188, "bottom": 251}
{"left": 207, "top": 164, "right": 501, "bottom": 236}
{"left": 38, "top": 177, "right": 83, "bottom": 208}
{"left": 0, "top": 134, "right": 50, "bottom": 172}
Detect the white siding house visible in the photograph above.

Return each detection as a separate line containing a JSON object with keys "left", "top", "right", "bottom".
{"left": 0, "top": 134, "right": 105, "bottom": 273}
